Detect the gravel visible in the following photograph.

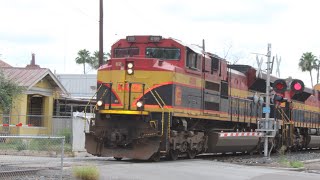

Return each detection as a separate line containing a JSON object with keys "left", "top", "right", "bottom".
{"left": 206, "top": 149, "right": 320, "bottom": 170}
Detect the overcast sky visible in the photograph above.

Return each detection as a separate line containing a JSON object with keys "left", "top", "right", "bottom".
{"left": 0, "top": 0, "right": 320, "bottom": 88}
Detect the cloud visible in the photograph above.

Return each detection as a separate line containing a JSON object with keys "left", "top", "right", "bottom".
{"left": 0, "top": 0, "right": 320, "bottom": 88}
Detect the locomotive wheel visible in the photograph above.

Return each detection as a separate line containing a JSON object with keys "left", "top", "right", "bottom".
{"left": 167, "top": 150, "right": 178, "bottom": 161}
{"left": 114, "top": 157, "right": 123, "bottom": 161}
{"left": 187, "top": 150, "right": 196, "bottom": 159}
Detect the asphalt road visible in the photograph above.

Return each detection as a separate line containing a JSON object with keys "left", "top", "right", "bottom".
{"left": 64, "top": 157, "right": 320, "bottom": 180}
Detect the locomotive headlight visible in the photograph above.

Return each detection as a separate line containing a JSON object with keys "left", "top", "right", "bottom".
{"left": 127, "top": 62, "right": 134, "bottom": 75}
{"left": 97, "top": 100, "right": 103, "bottom": 106}
{"left": 127, "top": 69, "right": 134, "bottom": 75}
{"left": 136, "top": 101, "right": 143, "bottom": 108}
{"left": 127, "top": 62, "right": 134, "bottom": 69}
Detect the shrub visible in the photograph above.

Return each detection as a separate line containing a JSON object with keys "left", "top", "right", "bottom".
{"left": 8, "top": 139, "right": 28, "bottom": 151}
{"left": 29, "top": 139, "right": 49, "bottom": 151}
{"left": 72, "top": 166, "right": 100, "bottom": 180}
{"left": 16, "top": 140, "right": 28, "bottom": 151}
{"left": 278, "top": 145, "right": 287, "bottom": 155}
{"left": 57, "top": 128, "right": 72, "bottom": 144}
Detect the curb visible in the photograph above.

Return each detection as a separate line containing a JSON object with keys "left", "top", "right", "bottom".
{"left": 302, "top": 159, "right": 320, "bottom": 164}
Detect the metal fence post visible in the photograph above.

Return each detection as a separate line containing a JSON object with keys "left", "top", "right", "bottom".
{"left": 60, "top": 137, "right": 65, "bottom": 180}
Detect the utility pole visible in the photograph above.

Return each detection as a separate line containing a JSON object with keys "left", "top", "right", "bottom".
{"left": 264, "top": 43, "right": 272, "bottom": 158}
{"left": 99, "top": 0, "right": 104, "bottom": 67}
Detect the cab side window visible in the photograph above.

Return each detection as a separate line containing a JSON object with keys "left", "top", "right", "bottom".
{"left": 186, "top": 50, "right": 201, "bottom": 70}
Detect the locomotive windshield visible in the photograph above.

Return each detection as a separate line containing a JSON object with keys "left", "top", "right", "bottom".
{"left": 114, "top": 48, "right": 139, "bottom": 58}
{"left": 146, "top": 47, "right": 180, "bottom": 60}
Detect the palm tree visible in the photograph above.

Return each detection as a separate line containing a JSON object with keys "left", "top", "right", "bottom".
{"left": 75, "top": 49, "right": 92, "bottom": 74}
{"left": 315, "top": 59, "right": 320, "bottom": 84}
{"left": 89, "top": 51, "right": 111, "bottom": 69}
{"left": 298, "top": 52, "right": 318, "bottom": 87}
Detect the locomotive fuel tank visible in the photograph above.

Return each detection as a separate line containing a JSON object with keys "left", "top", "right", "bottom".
{"left": 207, "top": 132, "right": 262, "bottom": 153}
{"left": 306, "top": 135, "right": 320, "bottom": 149}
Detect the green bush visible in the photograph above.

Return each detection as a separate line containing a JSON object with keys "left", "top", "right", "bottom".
{"left": 72, "top": 166, "right": 100, "bottom": 180}
{"left": 29, "top": 139, "right": 49, "bottom": 151}
{"left": 10, "top": 139, "right": 28, "bottom": 151}
{"left": 57, "top": 128, "right": 72, "bottom": 144}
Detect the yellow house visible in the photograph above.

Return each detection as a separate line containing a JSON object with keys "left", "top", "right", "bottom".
{"left": 0, "top": 55, "right": 68, "bottom": 135}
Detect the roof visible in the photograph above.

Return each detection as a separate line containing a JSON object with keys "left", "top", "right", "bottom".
{"left": 56, "top": 74, "right": 97, "bottom": 99}
{"left": 0, "top": 67, "right": 68, "bottom": 95}
{"left": 170, "top": 38, "right": 212, "bottom": 59}
{"left": 0, "top": 60, "right": 12, "bottom": 67}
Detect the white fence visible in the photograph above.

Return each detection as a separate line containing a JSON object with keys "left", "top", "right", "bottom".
{"left": 72, "top": 112, "right": 92, "bottom": 152}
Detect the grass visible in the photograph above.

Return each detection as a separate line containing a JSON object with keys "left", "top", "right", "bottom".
{"left": 72, "top": 166, "right": 100, "bottom": 180}
{"left": 279, "top": 156, "right": 290, "bottom": 166}
{"left": 278, "top": 156, "right": 304, "bottom": 168}
{"left": 289, "top": 161, "right": 304, "bottom": 168}
{"left": 0, "top": 139, "right": 72, "bottom": 152}
{"left": 277, "top": 145, "right": 304, "bottom": 169}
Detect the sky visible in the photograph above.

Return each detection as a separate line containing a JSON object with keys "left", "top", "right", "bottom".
{"left": 0, "top": 0, "right": 320, "bottom": 88}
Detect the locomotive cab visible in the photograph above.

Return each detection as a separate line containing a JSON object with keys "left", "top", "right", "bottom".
{"left": 86, "top": 36, "right": 190, "bottom": 160}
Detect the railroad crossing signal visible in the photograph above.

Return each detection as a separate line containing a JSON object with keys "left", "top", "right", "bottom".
{"left": 256, "top": 55, "right": 263, "bottom": 78}
{"left": 275, "top": 55, "right": 281, "bottom": 77}
{"left": 272, "top": 78, "right": 305, "bottom": 95}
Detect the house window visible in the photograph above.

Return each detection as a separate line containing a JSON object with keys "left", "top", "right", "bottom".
{"left": 27, "top": 95, "right": 44, "bottom": 126}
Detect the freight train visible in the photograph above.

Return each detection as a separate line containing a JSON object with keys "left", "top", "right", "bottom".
{"left": 85, "top": 35, "right": 320, "bottom": 161}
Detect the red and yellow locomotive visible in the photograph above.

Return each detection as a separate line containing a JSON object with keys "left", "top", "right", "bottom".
{"left": 85, "top": 35, "right": 320, "bottom": 161}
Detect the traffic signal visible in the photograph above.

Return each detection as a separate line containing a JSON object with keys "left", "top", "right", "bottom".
{"left": 272, "top": 79, "right": 287, "bottom": 93}
{"left": 272, "top": 78, "right": 305, "bottom": 94}
{"left": 290, "top": 79, "right": 304, "bottom": 94}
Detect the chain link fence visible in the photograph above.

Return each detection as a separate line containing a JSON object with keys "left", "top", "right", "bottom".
{"left": 0, "top": 114, "right": 74, "bottom": 179}
{"left": 0, "top": 135, "right": 65, "bottom": 180}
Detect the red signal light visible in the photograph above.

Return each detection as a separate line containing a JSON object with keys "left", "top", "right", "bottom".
{"left": 275, "top": 83, "right": 285, "bottom": 90}
{"left": 272, "top": 79, "right": 287, "bottom": 93}
{"left": 293, "top": 83, "right": 302, "bottom": 91}
{"left": 290, "top": 79, "right": 304, "bottom": 94}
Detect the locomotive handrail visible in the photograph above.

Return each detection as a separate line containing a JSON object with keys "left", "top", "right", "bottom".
{"left": 153, "top": 89, "right": 172, "bottom": 139}
{"left": 153, "top": 90, "right": 165, "bottom": 108}
{"left": 277, "top": 108, "right": 290, "bottom": 123}
{"left": 84, "top": 83, "right": 103, "bottom": 132}
{"left": 147, "top": 87, "right": 165, "bottom": 136}
{"left": 146, "top": 86, "right": 172, "bottom": 139}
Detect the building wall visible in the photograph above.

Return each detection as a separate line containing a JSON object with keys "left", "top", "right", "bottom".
{"left": 7, "top": 80, "right": 56, "bottom": 135}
